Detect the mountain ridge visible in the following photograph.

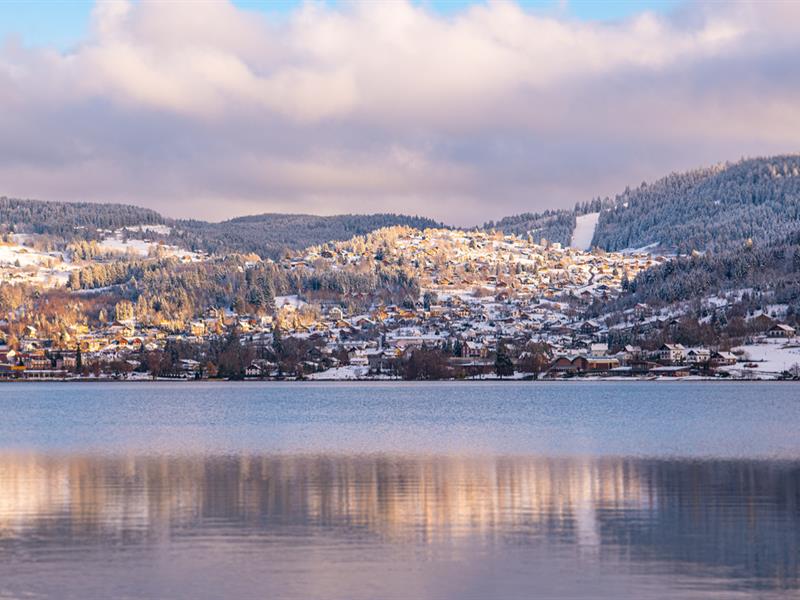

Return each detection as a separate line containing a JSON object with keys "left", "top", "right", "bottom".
{"left": 4, "top": 152, "right": 800, "bottom": 258}
{"left": 0, "top": 197, "right": 444, "bottom": 259}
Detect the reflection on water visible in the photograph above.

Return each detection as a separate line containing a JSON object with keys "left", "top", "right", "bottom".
{"left": 0, "top": 453, "right": 798, "bottom": 599}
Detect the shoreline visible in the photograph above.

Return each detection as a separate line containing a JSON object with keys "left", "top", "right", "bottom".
{"left": 1, "top": 376, "right": 797, "bottom": 383}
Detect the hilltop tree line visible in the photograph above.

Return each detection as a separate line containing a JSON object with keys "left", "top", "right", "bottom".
{"left": 1, "top": 197, "right": 446, "bottom": 259}
{"left": 168, "top": 213, "right": 445, "bottom": 259}
{"left": 592, "top": 155, "right": 800, "bottom": 253}
{"left": 483, "top": 198, "right": 611, "bottom": 246}
{"left": 0, "top": 196, "right": 163, "bottom": 240}
{"left": 485, "top": 155, "right": 800, "bottom": 256}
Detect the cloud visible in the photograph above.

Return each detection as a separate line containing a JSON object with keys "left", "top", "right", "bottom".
{"left": 0, "top": 0, "right": 799, "bottom": 225}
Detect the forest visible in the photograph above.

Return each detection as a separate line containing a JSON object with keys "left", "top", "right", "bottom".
{"left": 1, "top": 196, "right": 444, "bottom": 258}
{"left": 62, "top": 246, "right": 420, "bottom": 325}
{"left": 168, "top": 213, "right": 444, "bottom": 258}
{"left": 483, "top": 198, "right": 610, "bottom": 246}
{"left": 614, "top": 234, "right": 800, "bottom": 309}
{"left": 591, "top": 155, "right": 800, "bottom": 253}
{"left": 0, "top": 196, "right": 163, "bottom": 238}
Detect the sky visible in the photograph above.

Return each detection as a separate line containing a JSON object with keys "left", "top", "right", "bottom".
{"left": 0, "top": 0, "right": 798, "bottom": 225}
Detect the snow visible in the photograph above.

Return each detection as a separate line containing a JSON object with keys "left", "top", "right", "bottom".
{"left": 570, "top": 212, "right": 599, "bottom": 251}
{"left": 0, "top": 241, "right": 74, "bottom": 287}
{"left": 307, "top": 366, "right": 373, "bottom": 380}
{"left": 0, "top": 243, "right": 62, "bottom": 268}
{"left": 98, "top": 231, "right": 203, "bottom": 260}
{"left": 275, "top": 295, "right": 307, "bottom": 309}
{"left": 620, "top": 242, "right": 660, "bottom": 255}
{"left": 123, "top": 224, "right": 172, "bottom": 235}
{"left": 98, "top": 237, "right": 153, "bottom": 256}
{"left": 722, "top": 339, "right": 800, "bottom": 377}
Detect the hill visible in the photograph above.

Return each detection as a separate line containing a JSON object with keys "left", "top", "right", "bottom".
{"left": 0, "top": 197, "right": 444, "bottom": 258}
{"left": 170, "top": 213, "right": 445, "bottom": 258}
{"left": 591, "top": 155, "right": 800, "bottom": 253}
{"left": 488, "top": 155, "right": 800, "bottom": 255}
{"left": 597, "top": 232, "right": 800, "bottom": 313}
{"left": 483, "top": 210, "right": 576, "bottom": 246}
{"left": 483, "top": 199, "right": 609, "bottom": 247}
{"left": 0, "top": 196, "right": 164, "bottom": 238}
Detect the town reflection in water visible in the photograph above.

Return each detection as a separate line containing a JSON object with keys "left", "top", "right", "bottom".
{"left": 0, "top": 453, "right": 798, "bottom": 599}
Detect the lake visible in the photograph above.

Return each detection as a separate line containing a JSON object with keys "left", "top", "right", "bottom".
{"left": 0, "top": 382, "right": 798, "bottom": 599}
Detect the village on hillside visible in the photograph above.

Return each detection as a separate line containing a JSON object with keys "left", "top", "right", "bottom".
{"left": 1, "top": 227, "right": 799, "bottom": 381}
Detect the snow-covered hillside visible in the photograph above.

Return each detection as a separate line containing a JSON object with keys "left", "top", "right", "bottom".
{"left": 570, "top": 212, "right": 599, "bottom": 250}
{"left": 0, "top": 240, "right": 74, "bottom": 287}
{"left": 98, "top": 230, "right": 203, "bottom": 260}
{"left": 722, "top": 339, "right": 800, "bottom": 378}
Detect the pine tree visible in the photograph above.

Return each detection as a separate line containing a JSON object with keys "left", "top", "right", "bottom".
{"left": 494, "top": 344, "right": 514, "bottom": 378}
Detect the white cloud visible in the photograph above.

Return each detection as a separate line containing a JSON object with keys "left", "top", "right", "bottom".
{"left": 0, "top": 0, "right": 798, "bottom": 225}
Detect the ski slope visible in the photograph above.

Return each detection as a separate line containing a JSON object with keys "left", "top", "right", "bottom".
{"left": 570, "top": 212, "right": 599, "bottom": 250}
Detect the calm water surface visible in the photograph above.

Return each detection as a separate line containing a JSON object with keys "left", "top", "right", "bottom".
{"left": 0, "top": 382, "right": 798, "bottom": 599}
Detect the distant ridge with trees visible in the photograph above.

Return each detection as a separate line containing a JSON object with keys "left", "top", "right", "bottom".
{"left": 487, "top": 155, "right": 800, "bottom": 255}
{"left": 4, "top": 153, "right": 800, "bottom": 260}
{"left": 591, "top": 154, "right": 800, "bottom": 253}
{"left": 170, "top": 213, "right": 445, "bottom": 259}
{"left": 0, "top": 196, "right": 164, "bottom": 237}
{"left": 0, "top": 196, "right": 443, "bottom": 259}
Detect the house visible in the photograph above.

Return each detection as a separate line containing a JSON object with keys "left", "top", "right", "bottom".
{"left": 462, "top": 341, "right": 489, "bottom": 359}
{"left": 22, "top": 352, "right": 50, "bottom": 370}
{"left": 686, "top": 349, "right": 710, "bottom": 365}
{"left": 658, "top": 343, "right": 686, "bottom": 365}
{"left": 549, "top": 356, "right": 580, "bottom": 374}
{"left": 348, "top": 350, "right": 369, "bottom": 367}
{"left": 768, "top": 323, "right": 796, "bottom": 338}
{"left": 547, "top": 355, "right": 594, "bottom": 375}
{"left": 368, "top": 350, "right": 397, "bottom": 375}
{"left": 752, "top": 314, "right": 774, "bottom": 331}
{"left": 586, "top": 356, "right": 620, "bottom": 373}
{"left": 245, "top": 362, "right": 267, "bottom": 378}
{"left": 710, "top": 351, "right": 737, "bottom": 367}
{"left": 589, "top": 342, "right": 608, "bottom": 355}
{"left": 617, "top": 345, "right": 642, "bottom": 365}
{"left": 179, "top": 359, "right": 201, "bottom": 376}
{"left": 568, "top": 356, "right": 587, "bottom": 373}
{"left": 579, "top": 320, "right": 601, "bottom": 334}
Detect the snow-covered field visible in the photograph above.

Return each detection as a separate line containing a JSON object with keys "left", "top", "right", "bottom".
{"left": 275, "top": 295, "right": 308, "bottom": 309}
{"left": 0, "top": 229, "right": 204, "bottom": 288}
{"left": 98, "top": 237, "right": 154, "bottom": 257}
{"left": 570, "top": 212, "right": 599, "bottom": 250}
{"left": 0, "top": 242, "right": 74, "bottom": 287}
{"left": 620, "top": 242, "right": 661, "bottom": 255}
{"left": 0, "top": 243, "right": 61, "bottom": 268}
{"left": 723, "top": 339, "right": 800, "bottom": 377}
{"left": 123, "top": 224, "right": 172, "bottom": 235}
{"left": 99, "top": 232, "right": 203, "bottom": 260}
{"left": 306, "top": 366, "right": 373, "bottom": 380}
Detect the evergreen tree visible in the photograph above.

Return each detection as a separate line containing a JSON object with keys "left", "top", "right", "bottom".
{"left": 494, "top": 344, "right": 514, "bottom": 378}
